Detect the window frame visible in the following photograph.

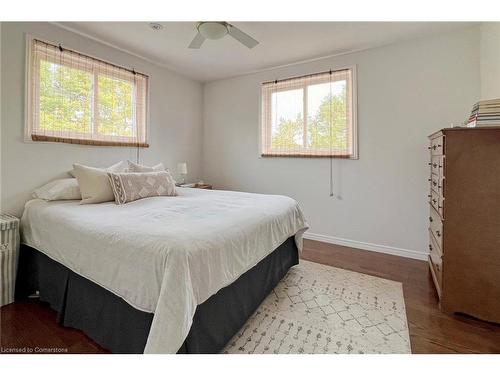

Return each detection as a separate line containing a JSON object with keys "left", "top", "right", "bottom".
{"left": 259, "top": 65, "right": 358, "bottom": 159}
{"left": 25, "top": 35, "right": 150, "bottom": 147}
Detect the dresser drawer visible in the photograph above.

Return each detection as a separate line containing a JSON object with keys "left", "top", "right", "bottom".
{"left": 430, "top": 189, "right": 442, "bottom": 214}
{"left": 430, "top": 173, "right": 442, "bottom": 195}
{"left": 430, "top": 155, "right": 444, "bottom": 177}
{"left": 430, "top": 135, "right": 444, "bottom": 156}
{"left": 429, "top": 247, "right": 442, "bottom": 271}
{"left": 429, "top": 229, "right": 443, "bottom": 257}
{"left": 429, "top": 255, "right": 443, "bottom": 295}
{"left": 438, "top": 193, "right": 444, "bottom": 217}
{"left": 429, "top": 206, "right": 443, "bottom": 249}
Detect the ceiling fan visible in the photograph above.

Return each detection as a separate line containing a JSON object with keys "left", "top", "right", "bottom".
{"left": 188, "top": 22, "right": 259, "bottom": 49}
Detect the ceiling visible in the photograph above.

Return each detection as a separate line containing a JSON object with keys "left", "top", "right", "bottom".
{"left": 57, "top": 22, "right": 475, "bottom": 82}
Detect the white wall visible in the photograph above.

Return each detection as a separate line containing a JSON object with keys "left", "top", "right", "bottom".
{"left": 0, "top": 23, "right": 486, "bottom": 260}
{"left": 1, "top": 22, "right": 203, "bottom": 216}
{"left": 202, "top": 26, "right": 480, "bottom": 259}
{"left": 0, "top": 22, "right": 2, "bottom": 212}
{"left": 480, "top": 23, "right": 500, "bottom": 99}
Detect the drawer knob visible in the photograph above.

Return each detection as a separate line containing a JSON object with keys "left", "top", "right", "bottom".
{"left": 429, "top": 216, "right": 433, "bottom": 222}
{"left": 433, "top": 163, "right": 437, "bottom": 168}
{"left": 432, "top": 181, "right": 437, "bottom": 186}
{"left": 429, "top": 244, "right": 433, "bottom": 251}
{"left": 436, "top": 230, "right": 441, "bottom": 237}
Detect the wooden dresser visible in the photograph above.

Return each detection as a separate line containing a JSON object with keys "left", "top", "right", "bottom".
{"left": 427, "top": 127, "right": 500, "bottom": 323}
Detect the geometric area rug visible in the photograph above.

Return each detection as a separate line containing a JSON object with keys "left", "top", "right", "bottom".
{"left": 223, "top": 260, "right": 411, "bottom": 354}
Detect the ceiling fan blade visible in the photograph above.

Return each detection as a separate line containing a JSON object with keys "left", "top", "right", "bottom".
{"left": 188, "top": 32, "right": 205, "bottom": 49}
{"left": 227, "top": 24, "right": 259, "bottom": 49}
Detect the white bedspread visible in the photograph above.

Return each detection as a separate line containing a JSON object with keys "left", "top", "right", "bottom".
{"left": 21, "top": 188, "right": 308, "bottom": 353}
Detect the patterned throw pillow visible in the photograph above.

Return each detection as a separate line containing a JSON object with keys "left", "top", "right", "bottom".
{"left": 108, "top": 171, "right": 177, "bottom": 204}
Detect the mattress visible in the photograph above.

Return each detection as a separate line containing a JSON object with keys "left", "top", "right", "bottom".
{"left": 20, "top": 187, "right": 308, "bottom": 353}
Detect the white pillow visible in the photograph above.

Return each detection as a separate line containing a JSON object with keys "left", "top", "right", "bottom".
{"left": 72, "top": 162, "right": 126, "bottom": 204}
{"left": 69, "top": 161, "right": 126, "bottom": 177}
{"left": 33, "top": 178, "right": 82, "bottom": 201}
{"left": 126, "top": 160, "right": 166, "bottom": 173}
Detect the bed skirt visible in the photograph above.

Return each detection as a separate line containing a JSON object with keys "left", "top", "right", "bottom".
{"left": 15, "top": 237, "right": 299, "bottom": 354}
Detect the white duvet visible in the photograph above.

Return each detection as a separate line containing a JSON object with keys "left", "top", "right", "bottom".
{"left": 21, "top": 188, "right": 308, "bottom": 353}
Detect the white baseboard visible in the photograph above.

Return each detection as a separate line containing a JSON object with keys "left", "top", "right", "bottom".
{"left": 303, "top": 232, "right": 428, "bottom": 261}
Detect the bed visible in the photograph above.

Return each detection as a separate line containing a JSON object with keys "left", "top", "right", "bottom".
{"left": 17, "top": 187, "right": 308, "bottom": 353}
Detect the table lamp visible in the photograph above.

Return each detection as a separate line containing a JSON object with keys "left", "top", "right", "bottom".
{"left": 177, "top": 162, "right": 187, "bottom": 184}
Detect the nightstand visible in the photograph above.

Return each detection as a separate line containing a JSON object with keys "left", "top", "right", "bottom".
{"left": 1, "top": 214, "right": 20, "bottom": 307}
{"left": 176, "top": 182, "right": 213, "bottom": 190}
{"left": 193, "top": 183, "right": 213, "bottom": 190}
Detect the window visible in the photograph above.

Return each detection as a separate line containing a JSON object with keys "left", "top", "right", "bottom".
{"left": 261, "top": 68, "right": 357, "bottom": 158}
{"left": 26, "top": 38, "right": 149, "bottom": 147}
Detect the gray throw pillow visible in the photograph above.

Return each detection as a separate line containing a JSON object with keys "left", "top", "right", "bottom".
{"left": 108, "top": 171, "right": 177, "bottom": 204}
{"left": 126, "top": 160, "right": 166, "bottom": 173}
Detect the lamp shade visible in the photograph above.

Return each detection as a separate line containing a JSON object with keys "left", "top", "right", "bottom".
{"left": 177, "top": 162, "right": 187, "bottom": 174}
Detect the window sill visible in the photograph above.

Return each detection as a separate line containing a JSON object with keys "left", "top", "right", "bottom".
{"left": 261, "top": 153, "right": 357, "bottom": 159}
{"left": 31, "top": 134, "right": 149, "bottom": 148}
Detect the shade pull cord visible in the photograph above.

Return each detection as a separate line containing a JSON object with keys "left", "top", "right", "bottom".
{"left": 274, "top": 80, "right": 278, "bottom": 154}
{"left": 330, "top": 159, "right": 334, "bottom": 197}
{"left": 329, "top": 70, "right": 334, "bottom": 197}
{"left": 134, "top": 68, "right": 140, "bottom": 164}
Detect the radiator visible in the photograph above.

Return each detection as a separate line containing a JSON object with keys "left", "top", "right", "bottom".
{"left": 0, "top": 214, "right": 20, "bottom": 307}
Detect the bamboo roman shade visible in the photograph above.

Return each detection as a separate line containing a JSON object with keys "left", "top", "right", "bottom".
{"left": 261, "top": 68, "right": 356, "bottom": 158}
{"left": 26, "top": 38, "right": 149, "bottom": 147}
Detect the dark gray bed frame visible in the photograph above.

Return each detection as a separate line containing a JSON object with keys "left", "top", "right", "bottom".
{"left": 15, "top": 237, "right": 299, "bottom": 353}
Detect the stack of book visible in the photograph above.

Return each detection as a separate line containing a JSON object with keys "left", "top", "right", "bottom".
{"left": 466, "top": 98, "right": 500, "bottom": 127}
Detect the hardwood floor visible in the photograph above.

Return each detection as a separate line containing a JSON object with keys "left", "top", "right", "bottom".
{"left": 1, "top": 299, "right": 108, "bottom": 354}
{"left": 301, "top": 240, "right": 500, "bottom": 353}
{"left": 1, "top": 239, "right": 499, "bottom": 354}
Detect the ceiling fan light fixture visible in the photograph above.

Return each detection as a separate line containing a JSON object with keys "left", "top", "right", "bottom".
{"left": 188, "top": 21, "right": 258, "bottom": 49}
{"left": 198, "top": 22, "right": 228, "bottom": 40}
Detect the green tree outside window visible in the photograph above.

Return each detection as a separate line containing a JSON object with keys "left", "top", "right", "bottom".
{"left": 39, "top": 60, "right": 134, "bottom": 137}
